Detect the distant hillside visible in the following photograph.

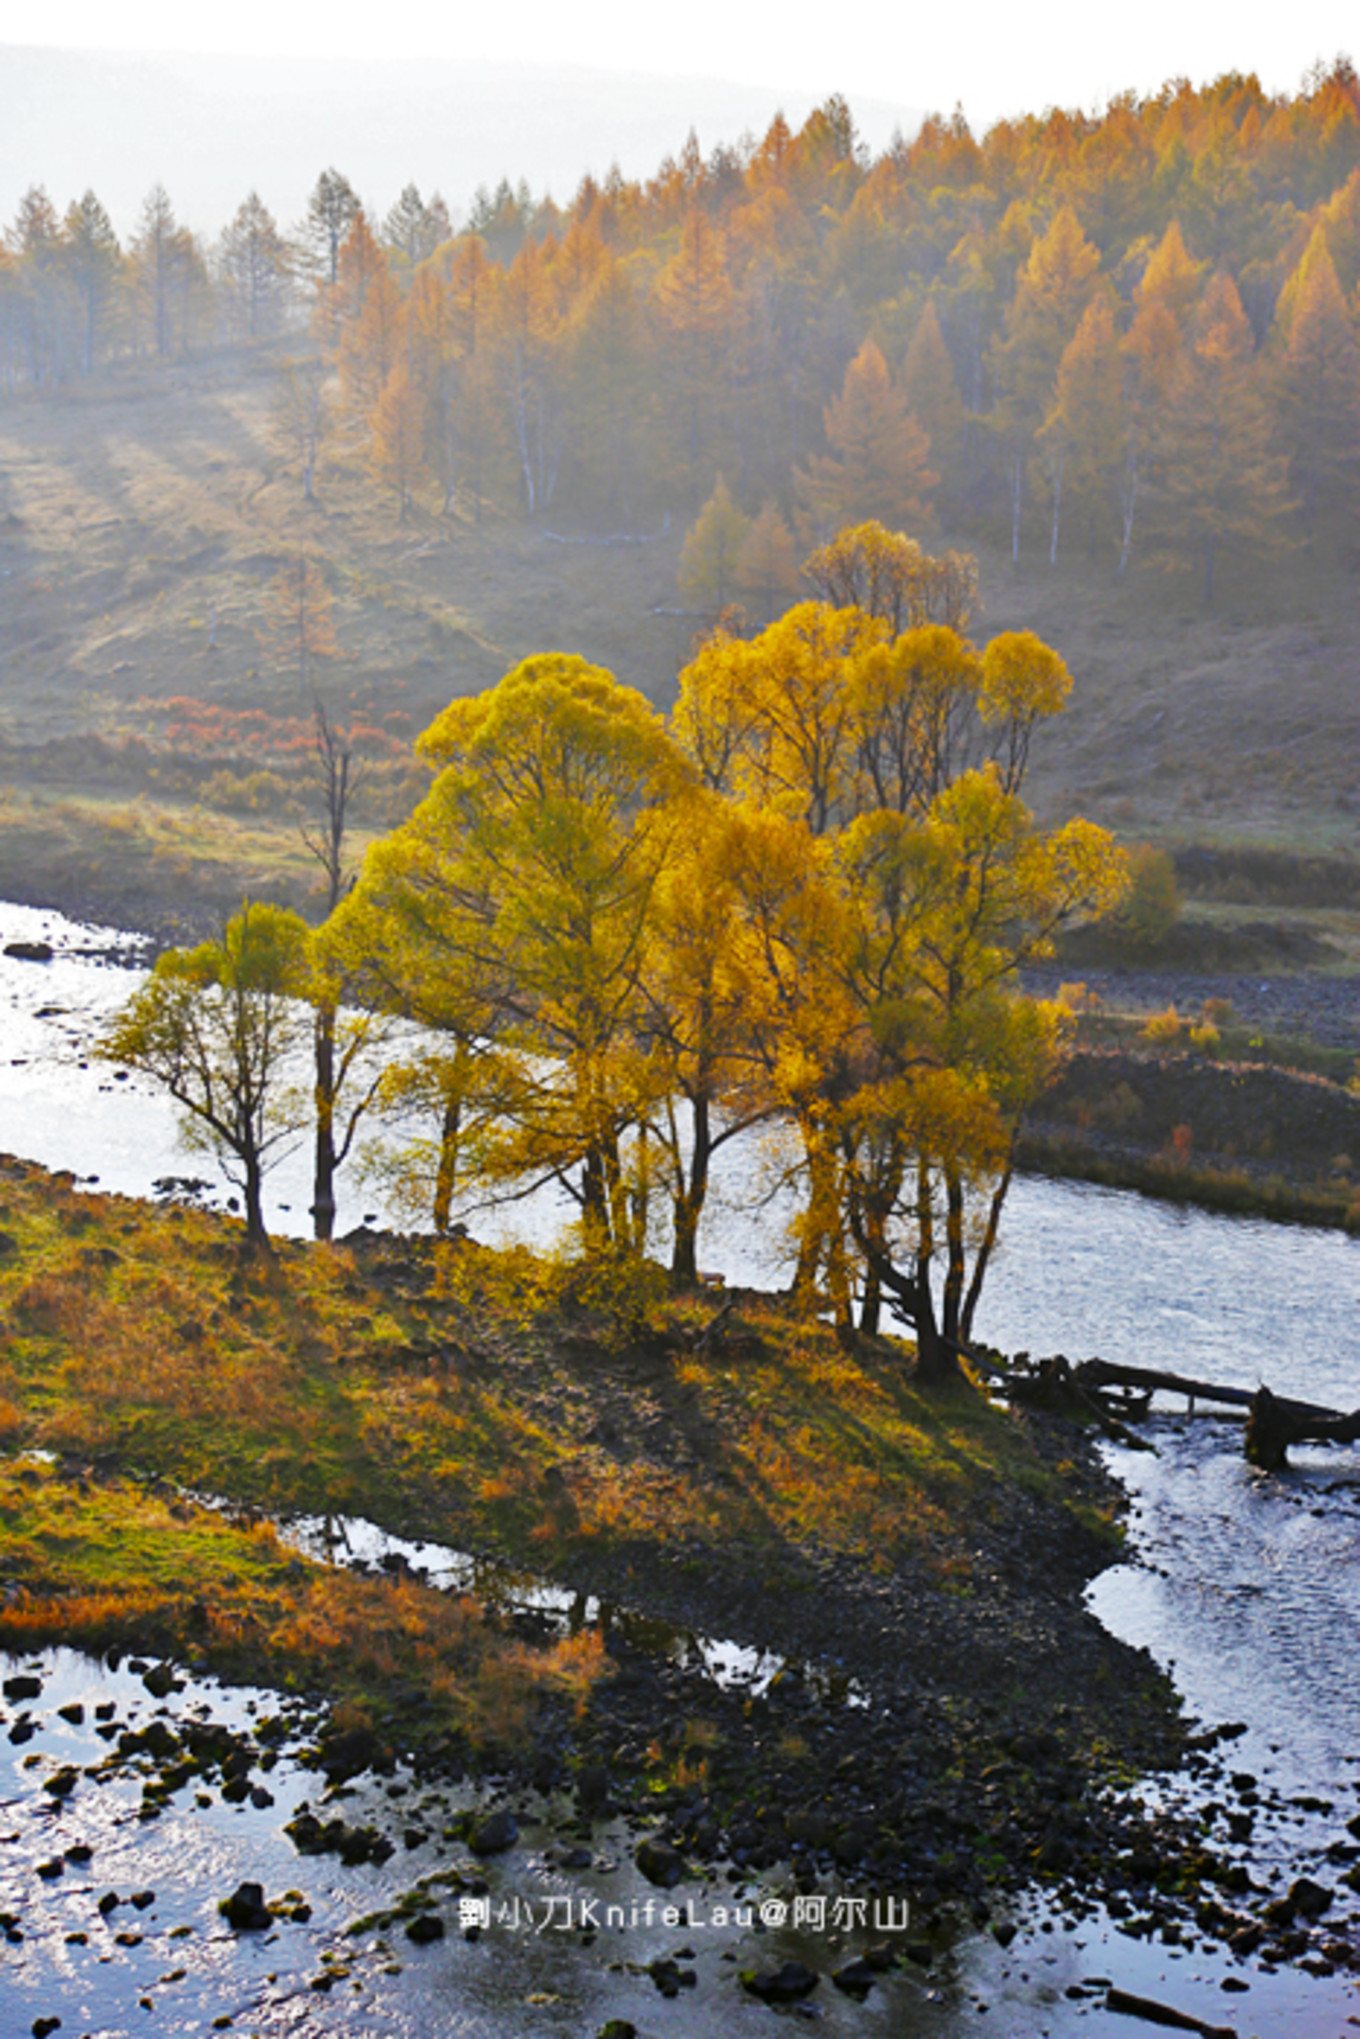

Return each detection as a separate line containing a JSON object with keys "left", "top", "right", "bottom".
{"left": 0, "top": 45, "right": 921, "bottom": 236}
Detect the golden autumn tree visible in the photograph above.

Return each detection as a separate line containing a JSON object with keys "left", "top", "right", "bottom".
{"left": 441, "top": 235, "right": 502, "bottom": 518}
{"left": 1271, "top": 224, "right": 1360, "bottom": 530}
{"left": 635, "top": 789, "right": 777, "bottom": 1283}
{"left": 368, "top": 361, "right": 425, "bottom": 518}
{"left": 563, "top": 257, "right": 654, "bottom": 529}
{"left": 1035, "top": 287, "right": 1127, "bottom": 564}
{"left": 338, "top": 251, "right": 404, "bottom": 423}
{"left": 900, "top": 298, "right": 966, "bottom": 506}
{"left": 672, "top": 596, "right": 1123, "bottom": 1361}
{"left": 347, "top": 656, "right": 692, "bottom": 1254}
{"left": 495, "top": 233, "right": 565, "bottom": 517}
{"left": 796, "top": 338, "right": 936, "bottom": 538}
{"left": 317, "top": 208, "right": 384, "bottom": 352}
{"left": 802, "top": 522, "right": 979, "bottom": 634}
{"left": 1114, "top": 220, "right": 1206, "bottom": 576}
{"left": 736, "top": 499, "right": 798, "bottom": 622}
{"left": 653, "top": 209, "right": 736, "bottom": 498}
{"left": 989, "top": 206, "right": 1102, "bottom": 559}
{"left": 1153, "top": 269, "right": 1295, "bottom": 599}
{"left": 678, "top": 474, "right": 750, "bottom": 613}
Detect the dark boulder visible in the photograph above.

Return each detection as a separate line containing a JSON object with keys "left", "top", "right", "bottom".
{"left": 742, "top": 1961, "right": 819, "bottom": 2002}
{"left": 405, "top": 1913, "right": 446, "bottom": 1944}
{"left": 219, "top": 1882, "right": 272, "bottom": 1931}
{"left": 468, "top": 1809, "right": 519, "bottom": 1856}
{"left": 635, "top": 1836, "right": 685, "bottom": 1889}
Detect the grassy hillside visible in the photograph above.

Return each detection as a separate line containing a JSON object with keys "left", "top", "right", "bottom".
{"left": 0, "top": 341, "right": 1357, "bottom": 935}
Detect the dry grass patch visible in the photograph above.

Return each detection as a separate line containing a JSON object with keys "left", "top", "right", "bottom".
{"left": 0, "top": 1454, "right": 606, "bottom": 1751}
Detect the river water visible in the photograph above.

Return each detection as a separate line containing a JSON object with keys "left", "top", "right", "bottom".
{"left": 3, "top": 901, "right": 1360, "bottom": 2035}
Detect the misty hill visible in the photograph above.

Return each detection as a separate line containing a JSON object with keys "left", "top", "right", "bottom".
{"left": 0, "top": 45, "right": 921, "bottom": 237}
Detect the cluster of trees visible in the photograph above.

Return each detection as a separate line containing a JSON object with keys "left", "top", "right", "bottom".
{"left": 9, "top": 66, "right": 1360, "bottom": 589}
{"left": 103, "top": 527, "right": 1127, "bottom": 1377}
{"left": 0, "top": 172, "right": 451, "bottom": 377}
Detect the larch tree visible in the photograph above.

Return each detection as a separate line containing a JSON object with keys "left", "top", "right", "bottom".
{"left": 217, "top": 192, "right": 292, "bottom": 340}
{"left": 1116, "top": 221, "right": 1205, "bottom": 576}
{"left": 653, "top": 208, "right": 736, "bottom": 496}
{"left": 494, "top": 233, "right": 565, "bottom": 517}
{"left": 299, "top": 168, "right": 361, "bottom": 289}
{"left": 382, "top": 183, "right": 449, "bottom": 266}
{"left": 130, "top": 183, "right": 198, "bottom": 358}
{"left": 1154, "top": 268, "right": 1294, "bottom": 599}
{"left": 1272, "top": 224, "right": 1360, "bottom": 530}
{"left": 989, "top": 206, "right": 1102, "bottom": 560}
{"left": 736, "top": 499, "right": 798, "bottom": 622}
{"left": 1035, "top": 287, "right": 1127, "bottom": 565}
{"left": 272, "top": 352, "right": 332, "bottom": 502}
{"left": 8, "top": 185, "right": 66, "bottom": 386}
{"left": 796, "top": 338, "right": 936, "bottom": 538}
{"left": 678, "top": 474, "right": 750, "bottom": 613}
{"left": 61, "top": 190, "right": 119, "bottom": 376}
{"left": 441, "top": 234, "right": 501, "bottom": 518}
{"left": 338, "top": 249, "right": 405, "bottom": 425}
{"left": 368, "top": 361, "right": 426, "bottom": 517}
{"left": 900, "top": 298, "right": 966, "bottom": 507}
{"left": 563, "top": 257, "right": 653, "bottom": 529}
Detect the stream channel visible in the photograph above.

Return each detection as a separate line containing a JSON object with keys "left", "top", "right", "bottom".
{"left": 1, "top": 901, "right": 1359, "bottom": 2036}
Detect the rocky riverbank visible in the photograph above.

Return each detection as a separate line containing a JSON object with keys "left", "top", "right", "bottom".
{"left": 1025, "top": 1045, "right": 1360, "bottom": 1229}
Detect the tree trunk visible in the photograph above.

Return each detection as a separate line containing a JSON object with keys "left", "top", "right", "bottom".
{"left": 433, "top": 1089, "right": 462, "bottom": 1233}
{"left": 858, "top": 1263, "right": 882, "bottom": 1337}
{"left": 670, "top": 1094, "right": 712, "bottom": 1286}
{"left": 243, "top": 1153, "right": 270, "bottom": 1247}
{"left": 311, "top": 997, "right": 337, "bottom": 1241}
{"left": 941, "top": 1167, "right": 966, "bottom": 1351}
{"left": 960, "top": 1141, "right": 1017, "bottom": 1347}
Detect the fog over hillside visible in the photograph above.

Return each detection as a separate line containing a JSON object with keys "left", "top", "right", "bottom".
{"left": 0, "top": 44, "right": 922, "bottom": 237}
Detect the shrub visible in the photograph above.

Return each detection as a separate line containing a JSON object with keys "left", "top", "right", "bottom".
{"left": 1106, "top": 845, "right": 1182, "bottom": 952}
{"left": 1140, "top": 1005, "right": 1183, "bottom": 1045}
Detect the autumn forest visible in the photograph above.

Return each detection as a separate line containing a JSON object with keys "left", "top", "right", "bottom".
{"left": 5, "top": 63, "right": 1360, "bottom": 605}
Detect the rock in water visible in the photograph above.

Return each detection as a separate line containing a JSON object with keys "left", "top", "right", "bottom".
{"left": 219, "top": 1882, "right": 272, "bottom": 1930}
{"left": 635, "top": 1836, "right": 685, "bottom": 1889}
{"left": 405, "top": 1913, "right": 445, "bottom": 1944}
{"left": 833, "top": 1957, "right": 880, "bottom": 1995}
{"left": 468, "top": 1809, "right": 519, "bottom": 1856}
{"left": 742, "top": 1961, "right": 820, "bottom": 2002}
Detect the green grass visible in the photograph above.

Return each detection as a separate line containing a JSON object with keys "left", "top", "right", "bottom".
{"left": 0, "top": 1455, "right": 604, "bottom": 1751}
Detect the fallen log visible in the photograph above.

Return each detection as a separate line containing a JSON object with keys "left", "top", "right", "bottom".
{"left": 1244, "top": 1383, "right": 1360, "bottom": 1472}
{"left": 1105, "top": 1985, "right": 1233, "bottom": 2039}
{"left": 1076, "top": 1359, "right": 1335, "bottom": 1424}
{"left": 1005, "top": 1356, "right": 1156, "bottom": 1449}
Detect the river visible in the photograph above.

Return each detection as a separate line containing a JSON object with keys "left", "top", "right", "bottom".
{"left": 3, "top": 900, "right": 1360, "bottom": 2035}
